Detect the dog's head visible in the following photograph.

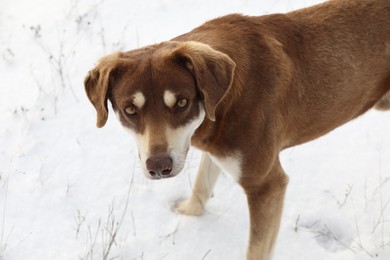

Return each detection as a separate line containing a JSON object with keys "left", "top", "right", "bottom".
{"left": 84, "top": 41, "right": 235, "bottom": 179}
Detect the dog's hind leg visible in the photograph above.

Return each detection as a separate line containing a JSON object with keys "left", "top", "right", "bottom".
{"left": 375, "top": 91, "right": 390, "bottom": 111}
{"left": 176, "top": 153, "right": 221, "bottom": 216}
{"left": 243, "top": 158, "right": 288, "bottom": 260}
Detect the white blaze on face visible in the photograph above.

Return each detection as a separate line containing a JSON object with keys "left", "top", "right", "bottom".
{"left": 134, "top": 127, "right": 158, "bottom": 174}
{"left": 133, "top": 105, "right": 205, "bottom": 177}
{"left": 116, "top": 98, "right": 206, "bottom": 178}
{"left": 163, "top": 90, "right": 177, "bottom": 108}
{"left": 119, "top": 125, "right": 166, "bottom": 177}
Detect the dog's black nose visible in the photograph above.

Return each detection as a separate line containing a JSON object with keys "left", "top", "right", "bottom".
{"left": 146, "top": 155, "right": 173, "bottom": 179}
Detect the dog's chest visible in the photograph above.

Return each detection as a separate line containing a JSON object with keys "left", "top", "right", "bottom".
{"left": 209, "top": 153, "right": 242, "bottom": 182}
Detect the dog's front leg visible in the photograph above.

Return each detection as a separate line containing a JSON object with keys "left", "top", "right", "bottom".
{"left": 176, "top": 152, "right": 221, "bottom": 216}
{"left": 243, "top": 158, "right": 288, "bottom": 260}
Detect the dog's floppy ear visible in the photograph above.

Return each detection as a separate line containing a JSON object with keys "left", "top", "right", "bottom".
{"left": 84, "top": 53, "right": 122, "bottom": 128}
{"left": 174, "top": 41, "right": 236, "bottom": 121}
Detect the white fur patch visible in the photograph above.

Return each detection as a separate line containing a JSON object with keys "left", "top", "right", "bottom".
{"left": 133, "top": 92, "right": 145, "bottom": 109}
{"left": 163, "top": 90, "right": 176, "bottom": 108}
{"left": 209, "top": 152, "right": 242, "bottom": 182}
{"left": 165, "top": 104, "right": 206, "bottom": 176}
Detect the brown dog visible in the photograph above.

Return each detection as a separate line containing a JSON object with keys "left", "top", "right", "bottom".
{"left": 84, "top": 0, "right": 390, "bottom": 259}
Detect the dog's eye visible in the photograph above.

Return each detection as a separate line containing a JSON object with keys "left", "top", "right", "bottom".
{"left": 125, "top": 106, "right": 137, "bottom": 115}
{"left": 176, "top": 98, "right": 189, "bottom": 110}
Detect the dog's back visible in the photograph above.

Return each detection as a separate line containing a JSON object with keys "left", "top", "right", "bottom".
{"left": 283, "top": 0, "right": 390, "bottom": 144}
{"left": 175, "top": 0, "right": 390, "bottom": 148}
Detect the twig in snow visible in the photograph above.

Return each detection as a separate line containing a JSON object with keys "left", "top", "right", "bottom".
{"left": 82, "top": 220, "right": 101, "bottom": 260}
{"left": 339, "top": 185, "right": 353, "bottom": 209}
{"left": 351, "top": 239, "right": 376, "bottom": 258}
{"left": 329, "top": 185, "right": 353, "bottom": 209}
{"left": 102, "top": 170, "right": 134, "bottom": 260}
{"left": 201, "top": 249, "right": 212, "bottom": 260}
{"left": 159, "top": 218, "right": 181, "bottom": 245}
{"left": 0, "top": 169, "right": 12, "bottom": 260}
{"left": 350, "top": 197, "right": 376, "bottom": 258}
{"left": 294, "top": 214, "right": 300, "bottom": 233}
{"left": 74, "top": 209, "right": 86, "bottom": 239}
{"left": 371, "top": 154, "right": 390, "bottom": 250}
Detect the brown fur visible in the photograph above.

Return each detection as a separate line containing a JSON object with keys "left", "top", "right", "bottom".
{"left": 85, "top": 0, "right": 390, "bottom": 259}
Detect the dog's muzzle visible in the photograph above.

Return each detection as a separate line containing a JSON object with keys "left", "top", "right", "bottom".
{"left": 146, "top": 155, "right": 173, "bottom": 179}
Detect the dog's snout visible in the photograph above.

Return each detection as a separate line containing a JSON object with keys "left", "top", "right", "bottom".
{"left": 146, "top": 155, "right": 173, "bottom": 179}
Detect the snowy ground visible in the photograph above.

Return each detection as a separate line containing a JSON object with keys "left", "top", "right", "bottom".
{"left": 1, "top": 0, "right": 390, "bottom": 259}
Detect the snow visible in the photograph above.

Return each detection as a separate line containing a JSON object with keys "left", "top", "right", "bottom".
{"left": 1, "top": 0, "right": 389, "bottom": 259}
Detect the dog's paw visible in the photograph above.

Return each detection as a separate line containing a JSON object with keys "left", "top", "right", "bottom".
{"left": 175, "top": 198, "right": 204, "bottom": 216}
